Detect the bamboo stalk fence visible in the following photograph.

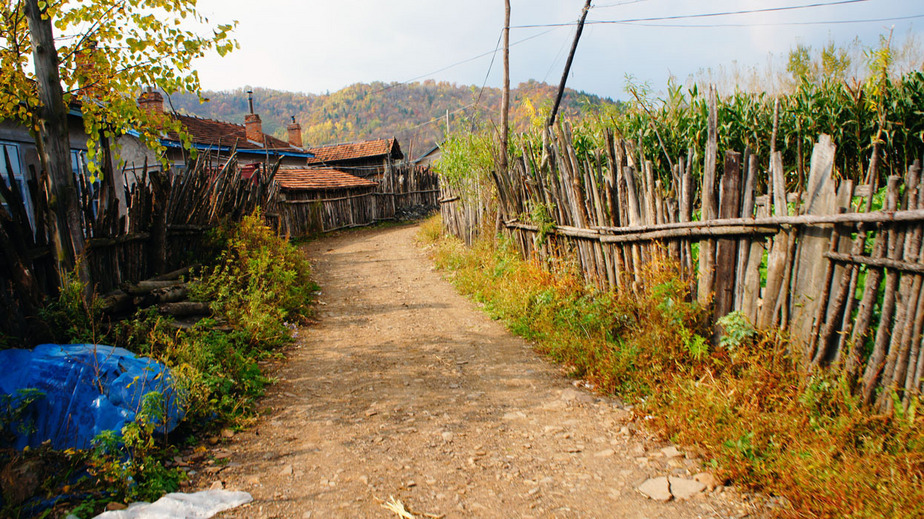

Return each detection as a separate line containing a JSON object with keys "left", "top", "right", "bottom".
{"left": 441, "top": 90, "right": 924, "bottom": 410}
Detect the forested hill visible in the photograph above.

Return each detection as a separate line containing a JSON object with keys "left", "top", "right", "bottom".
{"left": 167, "top": 80, "right": 617, "bottom": 159}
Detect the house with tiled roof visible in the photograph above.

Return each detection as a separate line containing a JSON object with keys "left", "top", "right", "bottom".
{"left": 134, "top": 89, "right": 314, "bottom": 170}
{"left": 306, "top": 137, "right": 403, "bottom": 181}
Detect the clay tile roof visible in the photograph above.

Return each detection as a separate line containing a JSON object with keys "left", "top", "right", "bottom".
{"left": 275, "top": 168, "right": 378, "bottom": 191}
{"left": 307, "top": 138, "right": 402, "bottom": 164}
{"left": 167, "top": 114, "right": 298, "bottom": 151}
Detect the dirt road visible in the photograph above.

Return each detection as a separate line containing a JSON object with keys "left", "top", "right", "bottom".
{"left": 210, "top": 224, "right": 762, "bottom": 518}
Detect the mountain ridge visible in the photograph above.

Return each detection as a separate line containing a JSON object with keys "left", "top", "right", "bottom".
{"left": 167, "top": 80, "right": 617, "bottom": 159}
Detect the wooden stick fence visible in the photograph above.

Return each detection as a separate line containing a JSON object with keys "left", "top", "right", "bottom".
{"left": 441, "top": 93, "right": 924, "bottom": 409}
{"left": 276, "top": 163, "right": 440, "bottom": 236}
{"left": 0, "top": 149, "right": 282, "bottom": 343}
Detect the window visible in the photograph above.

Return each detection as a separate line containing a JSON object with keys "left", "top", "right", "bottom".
{"left": 0, "top": 141, "right": 36, "bottom": 231}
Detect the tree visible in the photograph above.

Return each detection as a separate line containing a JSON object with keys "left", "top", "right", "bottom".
{"left": 0, "top": 0, "right": 236, "bottom": 286}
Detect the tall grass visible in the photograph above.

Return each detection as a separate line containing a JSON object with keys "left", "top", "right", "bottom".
{"left": 421, "top": 215, "right": 924, "bottom": 518}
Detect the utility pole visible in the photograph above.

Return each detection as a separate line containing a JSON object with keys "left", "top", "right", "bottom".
{"left": 548, "top": 0, "right": 592, "bottom": 128}
{"left": 500, "top": 0, "right": 510, "bottom": 178}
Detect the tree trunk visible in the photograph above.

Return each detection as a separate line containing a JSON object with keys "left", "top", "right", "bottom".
{"left": 25, "top": 0, "right": 91, "bottom": 295}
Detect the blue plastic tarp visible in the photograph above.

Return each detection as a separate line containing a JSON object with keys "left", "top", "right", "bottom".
{"left": 0, "top": 344, "right": 185, "bottom": 450}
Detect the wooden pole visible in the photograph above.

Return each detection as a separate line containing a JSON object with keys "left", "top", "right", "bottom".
{"left": 697, "top": 86, "right": 718, "bottom": 306}
{"left": 547, "top": 0, "right": 592, "bottom": 128}
{"left": 500, "top": 0, "right": 510, "bottom": 179}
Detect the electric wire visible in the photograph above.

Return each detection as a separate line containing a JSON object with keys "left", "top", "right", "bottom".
{"left": 512, "top": 0, "right": 876, "bottom": 28}
{"left": 622, "top": 13, "right": 924, "bottom": 28}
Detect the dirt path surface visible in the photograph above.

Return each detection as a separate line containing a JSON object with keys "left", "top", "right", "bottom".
{"left": 210, "top": 224, "right": 764, "bottom": 519}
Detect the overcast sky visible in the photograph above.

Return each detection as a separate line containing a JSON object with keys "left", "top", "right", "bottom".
{"left": 191, "top": 0, "right": 922, "bottom": 100}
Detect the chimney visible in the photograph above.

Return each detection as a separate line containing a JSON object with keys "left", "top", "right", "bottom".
{"left": 138, "top": 87, "right": 164, "bottom": 114}
{"left": 244, "top": 90, "right": 263, "bottom": 143}
{"left": 286, "top": 116, "right": 303, "bottom": 148}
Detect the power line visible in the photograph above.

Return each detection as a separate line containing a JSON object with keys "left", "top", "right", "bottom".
{"left": 371, "top": 28, "right": 559, "bottom": 96}
{"left": 512, "top": 0, "right": 875, "bottom": 28}
{"left": 593, "top": 0, "right": 650, "bottom": 8}
{"left": 622, "top": 13, "right": 924, "bottom": 28}
{"left": 473, "top": 30, "right": 504, "bottom": 117}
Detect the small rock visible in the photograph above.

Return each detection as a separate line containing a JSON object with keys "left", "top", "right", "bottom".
{"left": 220, "top": 428, "right": 235, "bottom": 439}
{"left": 106, "top": 502, "right": 127, "bottom": 511}
{"left": 637, "top": 476, "right": 671, "bottom": 502}
{"left": 280, "top": 464, "right": 294, "bottom": 476}
{"left": 527, "top": 486, "right": 540, "bottom": 496}
{"left": 503, "top": 411, "right": 526, "bottom": 420}
{"left": 406, "top": 480, "right": 417, "bottom": 488}
{"left": 209, "top": 480, "right": 224, "bottom": 491}
{"left": 694, "top": 472, "right": 720, "bottom": 491}
{"left": 661, "top": 446, "right": 682, "bottom": 458}
{"left": 593, "top": 449, "right": 615, "bottom": 458}
{"left": 365, "top": 409, "right": 378, "bottom": 417}
{"left": 208, "top": 437, "right": 219, "bottom": 445}
{"left": 669, "top": 476, "right": 706, "bottom": 500}
{"left": 442, "top": 431, "right": 454, "bottom": 442}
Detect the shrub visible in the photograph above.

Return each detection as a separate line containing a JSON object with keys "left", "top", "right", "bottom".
{"left": 190, "top": 212, "right": 317, "bottom": 346}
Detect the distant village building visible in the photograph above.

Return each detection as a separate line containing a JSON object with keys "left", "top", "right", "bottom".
{"left": 274, "top": 167, "right": 378, "bottom": 235}
{"left": 306, "top": 138, "right": 403, "bottom": 181}
{"left": 413, "top": 144, "right": 442, "bottom": 168}
{"left": 132, "top": 89, "right": 314, "bottom": 172}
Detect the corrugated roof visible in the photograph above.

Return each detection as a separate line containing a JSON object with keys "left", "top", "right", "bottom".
{"left": 166, "top": 114, "right": 300, "bottom": 151}
{"left": 275, "top": 168, "right": 378, "bottom": 191}
{"left": 307, "top": 138, "right": 402, "bottom": 164}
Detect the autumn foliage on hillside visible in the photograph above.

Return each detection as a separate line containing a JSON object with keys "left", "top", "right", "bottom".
{"left": 168, "top": 80, "right": 616, "bottom": 158}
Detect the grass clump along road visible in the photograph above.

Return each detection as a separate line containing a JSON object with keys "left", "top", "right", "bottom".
{"left": 2, "top": 213, "right": 317, "bottom": 518}
{"left": 419, "top": 215, "right": 924, "bottom": 518}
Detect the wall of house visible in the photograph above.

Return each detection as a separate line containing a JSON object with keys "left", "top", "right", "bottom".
{"left": 113, "top": 135, "right": 158, "bottom": 184}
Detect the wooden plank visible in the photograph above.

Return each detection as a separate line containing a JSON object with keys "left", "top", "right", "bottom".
{"left": 758, "top": 152, "right": 789, "bottom": 329}
{"left": 790, "top": 134, "right": 837, "bottom": 347}
{"left": 858, "top": 176, "right": 902, "bottom": 402}
{"left": 741, "top": 201, "right": 769, "bottom": 323}
{"left": 735, "top": 154, "right": 758, "bottom": 309}
{"left": 714, "top": 150, "right": 742, "bottom": 324}
{"left": 697, "top": 85, "right": 719, "bottom": 306}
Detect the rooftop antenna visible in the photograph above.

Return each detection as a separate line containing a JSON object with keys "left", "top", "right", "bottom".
{"left": 247, "top": 90, "right": 254, "bottom": 114}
